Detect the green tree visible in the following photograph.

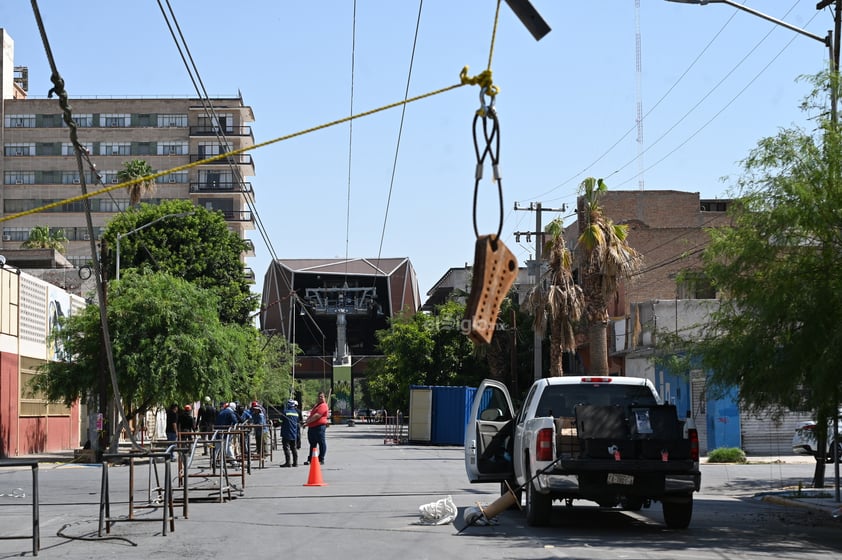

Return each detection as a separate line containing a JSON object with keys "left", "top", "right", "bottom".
{"left": 117, "top": 159, "right": 156, "bottom": 206}
{"left": 31, "top": 271, "right": 275, "bottom": 422}
{"left": 575, "top": 177, "right": 642, "bottom": 375}
{"left": 22, "top": 225, "right": 67, "bottom": 253}
{"left": 103, "top": 199, "right": 257, "bottom": 325}
{"left": 366, "top": 301, "right": 489, "bottom": 413}
{"left": 526, "top": 217, "right": 585, "bottom": 377}
{"left": 691, "top": 77, "right": 842, "bottom": 486}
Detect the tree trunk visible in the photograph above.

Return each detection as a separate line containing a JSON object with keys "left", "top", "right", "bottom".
{"left": 813, "top": 410, "right": 829, "bottom": 488}
{"left": 588, "top": 320, "right": 609, "bottom": 376}
{"left": 549, "top": 317, "right": 564, "bottom": 377}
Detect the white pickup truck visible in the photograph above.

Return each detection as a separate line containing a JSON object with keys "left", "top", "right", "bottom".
{"left": 464, "top": 377, "right": 701, "bottom": 529}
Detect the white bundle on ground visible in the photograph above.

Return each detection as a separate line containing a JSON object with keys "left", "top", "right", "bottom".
{"left": 417, "top": 495, "right": 458, "bottom": 525}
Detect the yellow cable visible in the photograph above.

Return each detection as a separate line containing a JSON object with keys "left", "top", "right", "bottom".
{"left": 2, "top": 7, "right": 506, "bottom": 227}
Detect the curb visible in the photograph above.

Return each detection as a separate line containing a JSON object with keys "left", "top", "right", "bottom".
{"left": 759, "top": 493, "right": 841, "bottom": 517}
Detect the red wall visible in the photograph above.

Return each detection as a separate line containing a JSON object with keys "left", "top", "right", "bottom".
{"left": 0, "top": 350, "right": 80, "bottom": 457}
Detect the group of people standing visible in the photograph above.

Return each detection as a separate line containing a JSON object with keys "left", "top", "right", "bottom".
{"left": 161, "top": 391, "right": 330, "bottom": 468}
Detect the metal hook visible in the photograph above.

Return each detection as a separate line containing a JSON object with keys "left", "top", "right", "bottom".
{"left": 478, "top": 86, "right": 496, "bottom": 117}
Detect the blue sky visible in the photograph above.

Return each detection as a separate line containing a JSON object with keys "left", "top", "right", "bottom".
{"left": 1, "top": 1, "right": 832, "bottom": 300}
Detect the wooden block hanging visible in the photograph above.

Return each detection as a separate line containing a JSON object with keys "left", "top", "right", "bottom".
{"left": 464, "top": 235, "right": 519, "bottom": 344}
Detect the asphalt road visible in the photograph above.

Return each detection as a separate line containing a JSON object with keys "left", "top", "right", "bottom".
{"left": 0, "top": 423, "right": 840, "bottom": 559}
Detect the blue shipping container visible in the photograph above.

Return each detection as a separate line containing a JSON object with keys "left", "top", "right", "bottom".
{"left": 431, "top": 386, "right": 476, "bottom": 445}
{"left": 409, "top": 385, "right": 478, "bottom": 445}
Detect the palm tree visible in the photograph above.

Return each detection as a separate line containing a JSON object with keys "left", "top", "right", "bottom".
{"left": 21, "top": 225, "right": 67, "bottom": 253}
{"left": 525, "top": 217, "right": 584, "bottom": 377}
{"left": 117, "top": 159, "right": 156, "bottom": 206}
{"left": 575, "top": 177, "right": 642, "bottom": 376}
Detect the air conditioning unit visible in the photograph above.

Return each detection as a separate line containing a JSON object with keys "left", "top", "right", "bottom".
{"left": 15, "top": 150, "right": 23, "bottom": 156}
{"left": 110, "top": 178, "right": 118, "bottom": 184}
{"left": 2, "top": 235, "right": 10, "bottom": 241}
{"left": 15, "top": 180, "right": 23, "bottom": 184}
{"left": 82, "top": 233, "right": 90, "bottom": 240}
{"left": 73, "top": 179, "right": 80, "bottom": 184}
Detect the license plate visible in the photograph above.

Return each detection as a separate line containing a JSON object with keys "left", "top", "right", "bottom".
{"left": 607, "top": 473, "right": 634, "bottom": 485}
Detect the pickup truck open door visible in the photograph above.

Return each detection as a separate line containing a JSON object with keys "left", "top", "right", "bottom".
{"left": 465, "top": 379, "right": 515, "bottom": 483}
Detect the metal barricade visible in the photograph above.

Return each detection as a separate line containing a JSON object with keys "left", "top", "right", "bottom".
{"left": 99, "top": 448, "right": 176, "bottom": 536}
{"left": 383, "top": 411, "right": 407, "bottom": 445}
{"left": 0, "top": 459, "right": 39, "bottom": 555}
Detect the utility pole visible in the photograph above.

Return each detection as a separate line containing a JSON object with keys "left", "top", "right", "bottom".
{"left": 514, "top": 202, "right": 566, "bottom": 381}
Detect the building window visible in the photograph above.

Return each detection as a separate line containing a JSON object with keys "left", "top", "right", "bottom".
{"left": 100, "top": 113, "right": 130, "bottom": 128}
{"left": 69, "top": 114, "right": 93, "bottom": 128}
{"left": 40, "top": 114, "right": 63, "bottom": 128}
{"left": 101, "top": 171, "right": 120, "bottom": 184}
{"left": 197, "top": 142, "right": 222, "bottom": 158}
{"left": 100, "top": 142, "right": 131, "bottom": 156}
{"left": 62, "top": 142, "right": 93, "bottom": 156}
{"left": 197, "top": 113, "right": 233, "bottom": 132}
{"left": 165, "top": 171, "right": 188, "bottom": 184}
{"left": 1, "top": 226, "right": 28, "bottom": 242}
{"left": 5, "top": 114, "right": 35, "bottom": 128}
{"left": 158, "top": 114, "right": 187, "bottom": 127}
{"left": 62, "top": 172, "right": 83, "bottom": 184}
{"left": 4, "top": 143, "right": 34, "bottom": 156}
{"left": 158, "top": 142, "right": 187, "bottom": 156}
{"left": 4, "top": 172, "right": 35, "bottom": 185}
{"left": 677, "top": 273, "right": 717, "bottom": 300}
{"left": 98, "top": 198, "right": 130, "bottom": 212}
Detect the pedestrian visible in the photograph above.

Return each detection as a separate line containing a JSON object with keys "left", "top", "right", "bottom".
{"left": 214, "top": 402, "right": 240, "bottom": 462}
{"left": 197, "top": 397, "right": 217, "bottom": 455}
{"left": 279, "top": 399, "right": 300, "bottom": 467}
{"left": 165, "top": 404, "right": 179, "bottom": 442}
{"left": 303, "top": 391, "right": 329, "bottom": 465}
{"left": 249, "top": 401, "right": 266, "bottom": 456}
{"left": 179, "top": 404, "right": 196, "bottom": 440}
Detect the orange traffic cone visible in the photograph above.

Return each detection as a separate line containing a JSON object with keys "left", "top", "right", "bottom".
{"left": 303, "top": 447, "right": 326, "bottom": 487}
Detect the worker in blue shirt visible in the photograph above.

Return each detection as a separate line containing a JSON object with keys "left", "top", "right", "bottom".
{"left": 279, "top": 399, "right": 300, "bottom": 467}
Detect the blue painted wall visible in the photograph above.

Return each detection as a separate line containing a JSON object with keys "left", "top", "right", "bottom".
{"left": 705, "top": 383, "right": 742, "bottom": 450}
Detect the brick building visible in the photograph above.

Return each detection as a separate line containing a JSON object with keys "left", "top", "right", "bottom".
{"left": 565, "top": 189, "right": 732, "bottom": 375}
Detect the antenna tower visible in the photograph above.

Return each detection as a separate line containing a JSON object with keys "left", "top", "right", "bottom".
{"left": 635, "top": 0, "right": 645, "bottom": 190}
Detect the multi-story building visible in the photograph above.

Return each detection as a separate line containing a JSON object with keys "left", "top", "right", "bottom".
{"left": 0, "top": 29, "right": 256, "bottom": 272}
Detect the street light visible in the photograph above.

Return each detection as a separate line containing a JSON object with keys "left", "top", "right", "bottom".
{"left": 667, "top": 0, "right": 830, "bottom": 47}
{"left": 115, "top": 211, "right": 194, "bottom": 280}
{"left": 666, "top": 0, "right": 839, "bottom": 128}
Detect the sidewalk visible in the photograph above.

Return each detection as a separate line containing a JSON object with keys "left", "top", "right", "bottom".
{"left": 702, "top": 453, "right": 842, "bottom": 518}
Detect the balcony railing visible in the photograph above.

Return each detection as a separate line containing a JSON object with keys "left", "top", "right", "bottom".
{"left": 189, "top": 181, "right": 253, "bottom": 195}
{"left": 189, "top": 153, "right": 253, "bottom": 165}
{"left": 189, "top": 126, "right": 253, "bottom": 137}
{"left": 216, "top": 210, "right": 253, "bottom": 222}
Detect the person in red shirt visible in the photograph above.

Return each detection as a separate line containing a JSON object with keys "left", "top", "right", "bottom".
{"left": 303, "top": 391, "right": 329, "bottom": 465}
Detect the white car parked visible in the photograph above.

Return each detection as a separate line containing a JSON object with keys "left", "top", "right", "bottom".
{"left": 792, "top": 410, "right": 842, "bottom": 462}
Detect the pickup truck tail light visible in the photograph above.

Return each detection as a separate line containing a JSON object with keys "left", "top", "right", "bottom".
{"left": 537, "top": 428, "right": 554, "bottom": 461}
{"left": 688, "top": 428, "right": 699, "bottom": 461}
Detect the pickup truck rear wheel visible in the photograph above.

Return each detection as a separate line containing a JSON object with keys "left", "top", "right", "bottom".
{"left": 662, "top": 496, "right": 693, "bottom": 529}
{"left": 525, "top": 475, "right": 552, "bottom": 526}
